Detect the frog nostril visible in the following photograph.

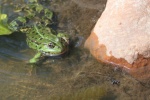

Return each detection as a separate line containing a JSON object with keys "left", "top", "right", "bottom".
{"left": 60, "top": 38, "right": 65, "bottom": 43}
{"left": 60, "top": 38, "right": 69, "bottom": 45}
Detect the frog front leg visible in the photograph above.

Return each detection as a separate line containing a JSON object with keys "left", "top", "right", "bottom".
{"left": 29, "top": 52, "right": 42, "bottom": 63}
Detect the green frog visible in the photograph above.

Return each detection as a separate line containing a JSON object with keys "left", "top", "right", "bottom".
{"left": 3, "top": 0, "right": 69, "bottom": 63}
{"left": 24, "top": 24, "right": 69, "bottom": 63}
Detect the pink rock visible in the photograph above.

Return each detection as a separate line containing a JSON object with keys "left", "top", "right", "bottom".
{"left": 85, "top": 0, "right": 150, "bottom": 79}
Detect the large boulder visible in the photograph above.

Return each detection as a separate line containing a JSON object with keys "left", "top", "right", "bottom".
{"left": 85, "top": 0, "right": 150, "bottom": 79}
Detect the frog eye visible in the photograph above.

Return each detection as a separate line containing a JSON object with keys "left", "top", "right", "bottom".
{"left": 48, "top": 42, "right": 55, "bottom": 48}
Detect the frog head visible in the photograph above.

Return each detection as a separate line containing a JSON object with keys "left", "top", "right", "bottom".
{"left": 39, "top": 35, "right": 69, "bottom": 56}
{"left": 27, "top": 25, "right": 69, "bottom": 57}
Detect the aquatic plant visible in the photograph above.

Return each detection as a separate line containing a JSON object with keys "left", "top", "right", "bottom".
{"left": 0, "top": 0, "right": 53, "bottom": 35}
{"left": 0, "top": 13, "right": 12, "bottom": 35}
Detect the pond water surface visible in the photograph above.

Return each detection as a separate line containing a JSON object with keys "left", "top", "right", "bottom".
{"left": 0, "top": 0, "right": 150, "bottom": 100}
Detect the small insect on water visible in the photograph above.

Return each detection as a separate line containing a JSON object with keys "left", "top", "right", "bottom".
{"left": 111, "top": 78, "right": 120, "bottom": 85}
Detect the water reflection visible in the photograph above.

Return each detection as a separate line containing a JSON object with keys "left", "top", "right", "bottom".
{"left": 0, "top": 32, "right": 30, "bottom": 61}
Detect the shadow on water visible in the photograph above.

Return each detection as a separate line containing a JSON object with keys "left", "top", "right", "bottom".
{"left": 0, "top": 32, "right": 30, "bottom": 61}
{"left": 0, "top": 0, "right": 150, "bottom": 100}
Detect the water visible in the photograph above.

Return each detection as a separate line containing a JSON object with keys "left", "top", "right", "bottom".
{"left": 0, "top": 0, "right": 150, "bottom": 100}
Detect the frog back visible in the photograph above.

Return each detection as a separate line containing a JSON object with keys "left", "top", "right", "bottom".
{"left": 26, "top": 26, "right": 56, "bottom": 51}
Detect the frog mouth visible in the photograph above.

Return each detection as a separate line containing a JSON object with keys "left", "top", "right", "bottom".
{"left": 43, "top": 47, "right": 68, "bottom": 57}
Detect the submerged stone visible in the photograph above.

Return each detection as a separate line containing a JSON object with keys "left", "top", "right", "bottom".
{"left": 85, "top": 0, "right": 150, "bottom": 79}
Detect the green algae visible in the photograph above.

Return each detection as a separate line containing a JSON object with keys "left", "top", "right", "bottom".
{"left": 50, "top": 85, "right": 107, "bottom": 100}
